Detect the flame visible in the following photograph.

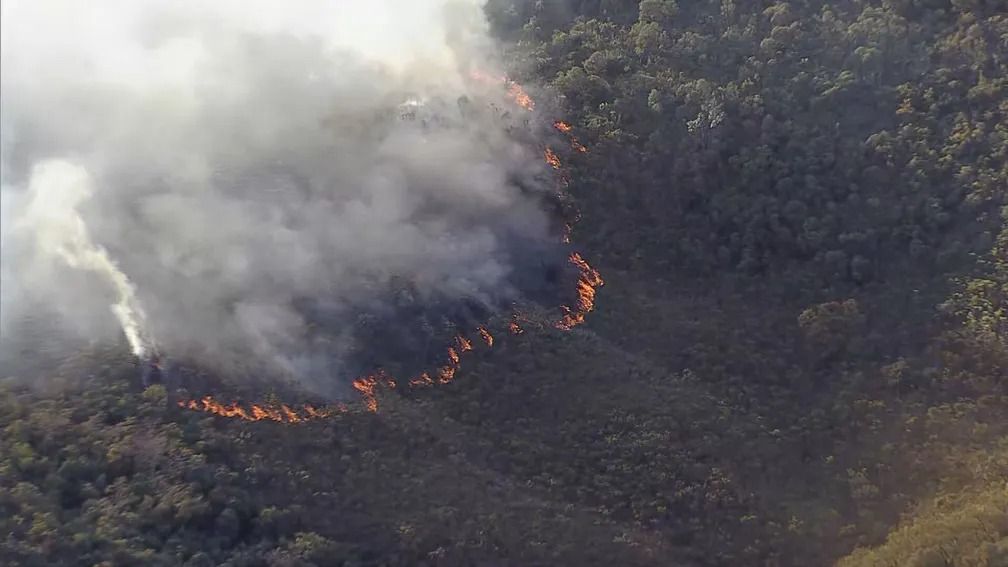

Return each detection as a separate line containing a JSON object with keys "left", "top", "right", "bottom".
{"left": 178, "top": 73, "right": 606, "bottom": 423}
{"left": 304, "top": 404, "right": 342, "bottom": 419}
{"left": 184, "top": 324, "right": 495, "bottom": 418}
{"left": 437, "top": 365, "right": 457, "bottom": 384}
{"left": 467, "top": 69, "right": 534, "bottom": 111}
{"left": 176, "top": 396, "right": 342, "bottom": 422}
{"left": 555, "top": 252, "right": 604, "bottom": 331}
{"left": 180, "top": 249, "right": 605, "bottom": 418}
{"left": 544, "top": 148, "right": 562, "bottom": 169}
{"left": 507, "top": 83, "right": 535, "bottom": 111}
{"left": 478, "top": 326, "right": 494, "bottom": 347}
{"left": 351, "top": 371, "right": 398, "bottom": 412}
{"left": 409, "top": 372, "right": 434, "bottom": 387}
{"left": 352, "top": 376, "right": 379, "bottom": 412}
{"left": 553, "top": 120, "right": 588, "bottom": 153}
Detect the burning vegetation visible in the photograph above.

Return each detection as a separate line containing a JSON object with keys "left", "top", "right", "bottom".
{"left": 544, "top": 148, "right": 563, "bottom": 170}
{"left": 554, "top": 121, "right": 588, "bottom": 153}
{"left": 177, "top": 396, "right": 345, "bottom": 422}
{"left": 478, "top": 326, "right": 493, "bottom": 347}
{"left": 178, "top": 73, "right": 602, "bottom": 420}
{"left": 507, "top": 82, "right": 535, "bottom": 111}
{"left": 555, "top": 252, "right": 605, "bottom": 331}
{"left": 469, "top": 69, "right": 535, "bottom": 111}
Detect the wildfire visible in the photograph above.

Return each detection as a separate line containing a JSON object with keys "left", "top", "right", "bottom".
{"left": 507, "top": 82, "right": 535, "bottom": 111}
{"left": 351, "top": 371, "right": 397, "bottom": 412}
{"left": 304, "top": 404, "right": 340, "bottom": 418}
{"left": 410, "top": 372, "right": 433, "bottom": 387}
{"left": 467, "top": 69, "right": 534, "bottom": 111}
{"left": 180, "top": 251, "right": 603, "bottom": 417}
{"left": 403, "top": 331, "right": 481, "bottom": 389}
{"left": 555, "top": 252, "right": 604, "bottom": 331}
{"left": 553, "top": 120, "right": 588, "bottom": 153}
{"left": 478, "top": 326, "right": 494, "bottom": 347}
{"left": 544, "top": 148, "right": 562, "bottom": 169}
{"left": 178, "top": 71, "right": 605, "bottom": 424}
{"left": 352, "top": 379, "right": 378, "bottom": 412}
{"left": 183, "top": 328, "right": 488, "bottom": 414}
{"left": 177, "top": 396, "right": 344, "bottom": 422}
{"left": 437, "top": 365, "right": 456, "bottom": 384}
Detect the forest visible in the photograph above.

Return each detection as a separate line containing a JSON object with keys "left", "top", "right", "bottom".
{"left": 2, "top": 1, "right": 1007, "bottom": 565}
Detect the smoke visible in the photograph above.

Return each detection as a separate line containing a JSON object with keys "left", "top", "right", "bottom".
{"left": 0, "top": 0, "right": 562, "bottom": 395}
{"left": 15, "top": 160, "right": 154, "bottom": 359}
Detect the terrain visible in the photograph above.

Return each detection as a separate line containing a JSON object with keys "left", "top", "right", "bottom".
{"left": 2, "top": 1, "right": 1007, "bottom": 566}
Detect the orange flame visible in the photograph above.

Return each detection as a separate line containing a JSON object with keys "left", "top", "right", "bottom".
{"left": 409, "top": 372, "right": 434, "bottom": 387}
{"left": 350, "top": 370, "right": 396, "bottom": 412}
{"left": 467, "top": 69, "right": 534, "bottom": 111}
{"left": 176, "top": 396, "right": 342, "bottom": 422}
{"left": 553, "top": 120, "right": 588, "bottom": 153}
{"left": 437, "top": 365, "right": 457, "bottom": 384}
{"left": 507, "top": 82, "right": 535, "bottom": 111}
{"left": 180, "top": 246, "right": 604, "bottom": 419}
{"left": 555, "top": 252, "right": 604, "bottom": 330}
{"left": 544, "top": 148, "right": 562, "bottom": 169}
{"left": 352, "top": 375, "right": 379, "bottom": 412}
{"left": 304, "top": 404, "right": 342, "bottom": 419}
{"left": 181, "top": 322, "right": 501, "bottom": 415}
{"left": 478, "top": 326, "right": 494, "bottom": 347}
{"left": 178, "top": 76, "right": 605, "bottom": 422}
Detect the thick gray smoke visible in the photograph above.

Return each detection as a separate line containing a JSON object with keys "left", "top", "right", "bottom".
{"left": 0, "top": 0, "right": 560, "bottom": 395}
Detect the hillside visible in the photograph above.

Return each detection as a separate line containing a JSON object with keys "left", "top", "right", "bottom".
{"left": 2, "top": 1, "right": 1007, "bottom": 566}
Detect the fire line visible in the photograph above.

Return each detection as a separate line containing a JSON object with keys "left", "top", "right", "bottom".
{"left": 179, "top": 73, "right": 602, "bottom": 421}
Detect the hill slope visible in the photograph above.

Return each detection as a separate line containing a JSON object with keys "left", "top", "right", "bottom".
{"left": 3, "top": 1, "right": 1008, "bottom": 565}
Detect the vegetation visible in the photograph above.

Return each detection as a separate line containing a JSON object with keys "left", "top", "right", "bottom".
{"left": 3, "top": 0, "right": 1007, "bottom": 565}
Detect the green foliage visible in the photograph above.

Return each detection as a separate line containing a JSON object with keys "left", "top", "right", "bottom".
{"left": 2, "top": 1, "right": 1007, "bottom": 565}
{"left": 491, "top": 0, "right": 1007, "bottom": 287}
{"left": 483, "top": 0, "right": 1008, "bottom": 563}
{"left": 838, "top": 481, "right": 1008, "bottom": 567}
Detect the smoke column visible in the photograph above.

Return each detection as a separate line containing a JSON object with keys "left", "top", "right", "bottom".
{"left": 0, "top": 0, "right": 561, "bottom": 394}
{"left": 16, "top": 160, "right": 155, "bottom": 359}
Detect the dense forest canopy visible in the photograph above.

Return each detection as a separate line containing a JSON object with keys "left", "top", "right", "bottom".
{"left": 2, "top": 0, "right": 1006, "bottom": 565}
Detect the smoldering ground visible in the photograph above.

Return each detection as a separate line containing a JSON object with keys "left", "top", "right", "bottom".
{"left": 0, "top": 0, "right": 571, "bottom": 396}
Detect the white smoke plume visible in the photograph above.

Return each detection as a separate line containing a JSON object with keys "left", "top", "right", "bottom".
{"left": 0, "top": 0, "right": 558, "bottom": 394}
{"left": 15, "top": 160, "right": 155, "bottom": 359}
